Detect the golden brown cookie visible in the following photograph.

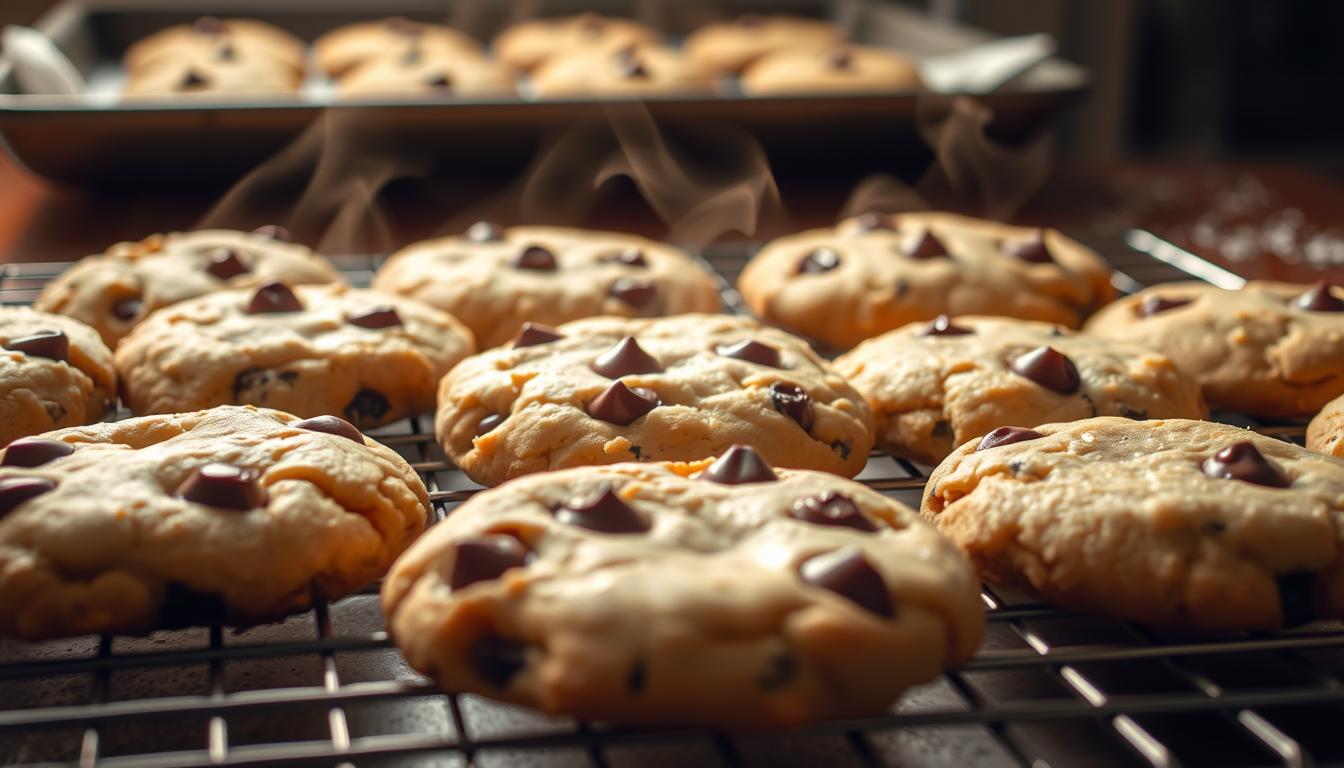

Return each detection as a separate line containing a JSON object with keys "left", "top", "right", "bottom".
{"left": 741, "top": 45, "right": 921, "bottom": 94}
{"left": 684, "top": 15, "right": 842, "bottom": 75}
{"left": 529, "top": 45, "right": 712, "bottom": 98}
{"left": 123, "top": 16, "right": 305, "bottom": 76}
{"left": 495, "top": 13, "right": 660, "bottom": 72}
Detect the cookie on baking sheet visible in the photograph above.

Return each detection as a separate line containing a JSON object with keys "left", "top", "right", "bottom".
{"left": 923, "top": 416, "right": 1344, "bottom": 633}
{"left": 1087, "top": 280, "right": 1344, "bottom": 418}
{"left": 737, "top": 212, "right": 1116, "bottom": 350}
{"left": 123, "top": 16, "right": 305, "bottom": 76}
{"left": 435, "top": 313, "right": 873, "bottom": 486}
{"left": 382, "top": 445, "right": 982, "bottom": 727}
{"left": 338, "top": 44, "right": 514, "bottom": 98}
{"left": 742, "top": 45, "right": 921, "bottom": 95}
{"left": 114, "top": 282, "right": 474, "bottom": 429}
{"left": 0, "top": 405, "right": 429, "bottom": 640}
{"left": 494, "top": 13, "right": 661, "bottom": 72}
{"left": 34, "top": 228, "right": 342, "bottom": 348}
{"left": 529, "top": 45, "right": 712, "bottom": 98}
{"left": 684, "top": 15, "right": 842, "bottom": 75}
{"left": 1307, "top": 394, "right": 1344, "bottom": 458}
{"left": 123, "top": 50, "right": 302, "bottom": 98}
{"left": 833, "top": 315, "right": 1207, "bottom": 465}
{"left": 314, "top": 17, "right": 484, "bottom": 79}
{"left": 1, "top": 307, "right": 115, "bottom": 447}
{"left": 371, "top": 223, "right": 722, "bottom": 349}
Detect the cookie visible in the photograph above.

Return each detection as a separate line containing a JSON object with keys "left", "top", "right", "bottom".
{"left": 738, "top": 212, "right": 1116, "bottom": 350}
{"left": 1086, "top": 280, "right": 1344, "bottom": 418}
{"left": 741, "top": 45, "right": 921, "bottom": 95}
{"left": 494, "top": 13, "right": 661, "bottom": 72}
{"left": 114, "top": 282, "right": 474, "bottom": 429}
{"left": 0, "top": 405, "right": 429, "bottom": 640}
{"left": 123, "top": 51, "right": 302, "bottom": 98}
{"left": 382, "top": 445, "right": 982, "bottom": 727}
{"left": 435, "top": 313, "right": 873, "bottom": 486}
{"left": 338, "top": 44, "right": 514, "bottom": 98}
{"left": 833, "top": 316, "right": 1207, "bottom": 465}
{"left": 923, "top": 416, "right": 1344, "bottom": 633}
{"left": 684, "top": 15, "right": 842, "bottom": 76}
{"left": 529, "top": 45, "right": 712, "bottom": 98}
{"left": 123, "top": 16, "right": 305, "bottom": 76}
{"left": 34, "top": 228, "right": 342, "bottom": 348}
{"left": 314, "top": 17, "right": 483, "bottom": 79}
{"left": 1, "top": 307, "right": 116, "bottom": 447}
{"left": 371, "top": 223, "right": 722, "bottom": 349}
{"left": 1307, "top": 394, "right": 1344, "bottom": 458}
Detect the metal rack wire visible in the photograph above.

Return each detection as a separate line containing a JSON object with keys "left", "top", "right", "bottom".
{"left": 1, "top": 232, "right": 1339, "bottom": 768}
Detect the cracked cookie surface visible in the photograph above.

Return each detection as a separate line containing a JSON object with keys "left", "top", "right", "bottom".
{"left": 382, "top": 446, "right": 982, "bottom": 727}
{"left": 1, "top": 306, "right": 116, "bottom": 446}
{"left": 1308, "top": 394, "right": 1344, "bottom": 458}
{"left": 0, "top": 405, "right": 429, "bottom": 640}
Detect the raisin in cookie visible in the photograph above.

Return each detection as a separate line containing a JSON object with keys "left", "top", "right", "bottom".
{"left": 0, "top": 406, "right": 429, "bottom": 640}
{"left": 115, "top": 282, "right": 474, "bottom": 428}
{"left": 495, "top": 13, "right": 661, "bottom": 72}
{"left": 372, "top": 223, "right": 721, "bottom": 349}
{"left": 314, "top": 17, "right": 483, "bottom": 79}
{"left": 338, "top": 45, "right": 514, "bottom": 98}
{"left": 738, "top": 212, "right": 1115, "bottom": 350}
{"left": 1086, "top": 280, "right": 1344, "bottom": 418}
{"left": 833, "top": 316, "right": 1207, "bottom": 465}
{"left": 383, "top": 445, "right": 982, "bottom": 727}
{"left": 123, "top": 16, "right": 305, "bottom": 77}
{"left": 923, "top": 416, "right": 1344, "bottom": 633}
{"left": 1, "top": 307, "right": 115, "bottom": 447}
{"left": 1307, "top": 393, "right": 1344, "bottom": 458}
{"left": 436, "top": 314, "right": 873, "bottom": 486}
{"left": 35, "top": 227, "right": 342, "bottom": 348}
{"left": 741, "top": 45, "right": 921, "bottom": 95}
{"left": 684, "top": 15, "right": 842, "bottom": 76}
{"left": 529, "top": 45, "right": 712, "bottom": 98}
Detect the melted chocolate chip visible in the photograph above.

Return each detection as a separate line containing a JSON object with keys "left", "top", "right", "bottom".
{"left": 1201, "top": 441, "right": 1289, "bottom": 488}
{"left": 180, "top": 69, "right": 208, "bottom": 89}
{"left": 343, "top": 389, "right": 391, "bottom": 427}
{"left": 854, "top": 212, "right": 897, "bottom": 232}
{"left": 587, "top": 381, "right": 659, "bottom": 425}
{"left": 470, "top": 636, "right": 527, "bottom": 688}
{"left": 246, "top": 281, "right": 303, "bottom": 314}
{"left": 466, "top": 221, "right": 504, "bottom": 242}
{"left": 606, "top": 247, "right": 647, "bottom": 267}
{"left": 904, "top": 229, "right": 948, "bottom": 260}
{"left": 204, "top": 248, "right": 249, "bottom": 279}
{"left": 1294, "top": 280, "right": 1344, "bottom": 312}
{"left": 216, "top": 43, "right": 235, "bottom": 61}
{"left": 770, "top": 383, "right": 812, "bottom": 430}
{"left": 977, "top": 426, "right": 1044, "bottom": 451}
{"left": 1138, "top": 295, "right": 1193, "bottom": 317}
{"left": 233, "top": 368, "right": 298, "bottom": 400}
{"left": 5, "top": 329, "right": 68, "bottom": 362}
{"left": 425, "top": 73, "right": 453, "bottom": 89}
{"left": 0, "top": 476, "right": 55, "bottom": 516}
{"left": 513, "top": 322, "right": 564, "bottom": 347}
{"left": 514, "top": 245, "right": 557, "bottom": 271}
{"left": 791, "top": 492, "right": 878, "bottom": 532}
{"left": 610, "top": 278, "right": 657, "bottom": 309}
{"left": 1277, "top": 572, "right": 1317, "bottom": 627}
{"left": 757, "top": 653, "right": 797, "bottom": 690}
{"left": 475, "top": 413, "right": 505, "bottom": 436}
{"left": 158, "top": 581, "right": 229, "bottom": 628}
{"left": 827, "top": 49, "right": 852, "bottom": 69}
{"left": 619, "top": 56, "right": 649, "bottom": 79}
{"left": 921, "top": 315, "right": 973, "bottom": 337}
{"left": 2, "top": 438, "right": 74, "bottom": 468}
{"left": 176, "top": 463, "right": 266, "bottom": 510}
{"left": 1003, "top": 232, "right": 1052, "bottom": 264}
{"left": 346, "top": 306, "right": 402, "bottom": 329}
{"left": 700, "top": 444, "right": 777, "bottom": 485}
{"left": 799, "top": 546, "right": 893, "bottom": 618}
{"left": 591, "top": 336, "right": 662, "bottom": 378}
{"left": 450, "top": 535, "right": 532, "bottom": 590}
{"left": 715, "top": 339, "right": 782, "bottom": 368}
{"left": 556, "top": 487, "right": 650, "bottom": 534}
{"left": 1117, "top": 405, "right": 1148, "bottom": 420}
{"left": 798, "top": 248, "right": 840, "bottom": 274}
{"left": 251, "top": 225, "right": 291, "bottom": 242}
{"left": 932, "top": 420, "right": 954, "bottom": 439}
{"left": 1009, "top": 346, "right": 1080, "bottom": 394}
{"left": 193, "top": 16, "right": 224, "bottom": 35}
{"left": 112, "top": 298, "right": 142, "bottom": 321}
{"left": 292, "top": 415, "right": 363, "bottom": 443}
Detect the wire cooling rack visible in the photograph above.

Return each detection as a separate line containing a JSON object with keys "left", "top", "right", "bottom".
{"left": 1, "top": 232, "right": 1340, "bottom": 768}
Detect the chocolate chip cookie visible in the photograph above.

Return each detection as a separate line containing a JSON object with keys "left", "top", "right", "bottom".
{"left": 314, "top": 17, "right": 483, "bottom": 79}
{"left": 1, "top": 307, "right": 116, "bottom": 447}
{"left": 495, "top": 13, "right": 661, "bottom": 72}
{"left": 1307, "top": 393, "right": 1344, "bottom": 458}
{"left": 34, "top": 228, "right": 342, "bottom": 348}
{"left": 741, "top": 45, "right": 922, "bottom": 95}
{"left": 1086, "top": 280, "right": 1344, "bottom": 418}
{"left": 114, "top": 282, "right": 475, "bottom": 429}
{"left": 436, "top": 313, "right": 873, "bottom": 486}
{"left": 737, "top": 212, "right": 1116, "bottom": 350}
{"left": 684, "top": 15, "right": 842, "bottom": 76}
{"left": 833, "top": 316, "right": 1207, "bottom": 465}
{"left": 923, "top": 416, "right": 1344, "bottom": 632}
{"left": 382, "top": 444, "right": 982, "bottom": 727}
{"left": 0, "top": 405, "right": 429, "bottom": 640}
{"left": 123, "top": 16, "right": 305, "bottom": 77}
{"left": 371, "top": 223, "right": 722, "bottom": 349}
{"left": 338, "top": 44, "right": 514, "bottom": 98}
{"left": 123, "top": 51, "right": 302, "bottom": 98}
{"left": 529, "top": 45, "right": 712, "bottom": 98}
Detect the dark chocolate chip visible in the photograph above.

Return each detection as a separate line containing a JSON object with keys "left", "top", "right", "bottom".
{"left": 827, "top": 49, "right": 852, "bottom": 69}
{"left": 1009, "top": 346, "right": 1080, "bottom": 394}
{"left": 450, "top": 535, "right": 532, "bottom": 590}
{"left": 591, "top": 336, "right": 662, "bottom": 378}
{"left": 921, "top": 315, "right": 973, "bottom": 336}
{"left": 425, "top": 73, "right": 453, "bottom": 89}
{"left": 292, "top": 415, "right": 363, "bottom": 443}
{"left": 5, "top": 329, "right": 68, "bottom": 362}
{"left": 904, "top": 229, "right": 948, "bottom": 260}
{"left": 606, "top": 247, "right": 648, "bottom": 267}
{"left": 587, "top": 381, "right": 659, "bottom": 425}
{"left": 977, "top": 426, "right": 1044, "bottom": 451}
{"left": 756, "top": 653, "right": 797, "bottom": 690}
{"left": 610, "top": 278, "right": 657, "bottom": 309}
{"left": 469, "top": 636, "right": 527, "bottom": 688}
{"left": 215, "top": 43, "right": 235, "bottom": 61}
{"left": 556, "top": 487, "right": 650, "bottom": 534}
{"left": 1003, "top": 232, "right": 1052, "bottom": 264}
{"left": 893, "top": 277, "right": 909, "bottom": 297}
{"left": 513, "top": 322, "right": 564, "bottom": 347}
{"left": 1201, "top": 441, "right": 1290, "bottom": 488}
{"left": 466, "top": 221, "right": 504, "bottom": 242}
{"left": 158, "top": 582, "right": 229, "bottom": 628}
{"left": 770, "top": 382, "right": 812, "bottom": 430}
{"left": 627, "top": 660, "right": 647, "bottom": 694}
{"left": 112, "top": 298, "right": 142, "bottom": 321}
{"left": 791, "top": 491, "right": 878, "bottom": 532}
{"left": 204, "top": 248, "right": 249, "bottom": 279}
{"left": 715, "top": 339, "right": 782, "bottom": 368}
{"left": 343, "top": 389, "right": 391, "bottom": 427}
{"left": 346, "top": 306, "right": 403, "bottom": 329}
{"left": 700, "top": 444, "right": 777, "bottom": 485}
{"left": 798, "top": 248, "right": 840, "bottom": 274}
{"left": 1117, "top": 405, "right": 1148, "bottom": 420}
{"left": 1277, "top": 572, "right": 1317, "bottom": 627}
{"left": 176, "top": 463, "right": 266, "bottom": 510}
{"left": 193, "top": 16, "right": 224, "bottom": 35}
{"left": 619, "top": 56, "right": 649, "bottom": 79}
{"left": 246, "top": 281, "right": 303, "bottom": 314}
{"left": 799, "top": 546, "right": 893, "bottom": 618}
{"left": 2, "top": 438, "right": 74, "bottom": 468}
{"left": 831, "top": 440, "right": 850, "bottom": 459}
{"left": 628, "top": 444, "right": 642, "bottom": 459}
{"left": 475, "top": 413, "right": 505, "bottom": 436}
{"left": 932, "top": 420, "right": 954, "bottom": 440}
{"left": 1138, "top": 295, "right": 1193, "bottom": 317}
{"left": 0, "top": 476, "right": 56, "bottom": 516}
{"left": 854, "top": 212, "right": 897, "bottom": 232}
{"left": 513, "top": 245, "right": 557, "bottom": 271}
{"left": 232, "top": 368, "right": 298, "bottom": 400}
{"left": 1294, "top": 280, "right": 1344, "bottom": 312}
{"left": 251, "top": 224, "right": 291, "bottom": 242}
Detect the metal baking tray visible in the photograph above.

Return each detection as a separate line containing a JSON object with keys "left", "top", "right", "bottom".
{"left": 0, "top": 0, "right": 1089, "bottom": 188}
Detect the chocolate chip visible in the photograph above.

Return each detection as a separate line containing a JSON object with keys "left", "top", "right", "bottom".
{"left": 475, "top": 413, "right": 505, "bottom": 436}
{"left": 2, "top": 438, "right": 74, "bottom": 468}
{"left": 246, "top": 281, "right": 303, "bottom": 314}
{"left": 1118, "top": 405, "right": 1148, "bottom": 420}
{"left": 1277, "top": 572, "right": 1317, "bottom": 627}
{"left": 770, "top": 383, "right": 812, "bottom": 430}
{"left": 756, "top": 653, "right": 797, "bottom": 690}
{"left": 827, "top": 49, "right": 852, "bottom": 69}
{"left": 513, "top": 245, "right": 557, "bottom": 271}
{"left": 798, "top": 248, "right": 840, "bottom": 274}
{"left": 1009, "top": 346, "right": 1080, "bottom": 394}
{"left": 921, "top": 315, "right": 973, "bottom": 336}
{"left": 610, "top": 278, "right": 657, "bottom": 309}
{"left": 180, "top": 69, "right": 208, "bottom": 91}
{"left": 606, "top": 247, "right": 647, "bottom": 267}
{"left": 232, "top": 368, "right": 298, "bottom": 400}
{"left": 469, "top": 636, "right": 527, "bottom": 688}
{"left": 216, "top": 43, "right": 235, "bottom": 61}
{"left": 193, "top": 16, "right": 224, "bottom": 35}
{"left": 556, "top": 487, "right": 650, "bottom": 534}
{"left": 791, "top": 492, "right": 878, "bottom": 532}
{"left": 799, "top": 546, "right": 893, "bottom": 618}
{"left": 112, "top": 298, "right": 142, "bottom": 321}
{"left": 700, "top": 444, "right": 777, "bottom": 485}
{"left": 831, "top": 440, "right": 850, "bottom": 459}
{"left": 346, "top": 306, "right": 402, "bottom": 329}
{"left": 513, "top": 322, "right": 564, "bottom": 347}
{"left": 591, "top": 336, "right": 662, "bottom": 378}
{"left": 977, "top": 426, "right": 1044, "bottom": 451}
{"left": 176, "top": 463, "right": 266, "bottom": 511}
{"left": 293, "top": 415, "right": 363, "bottom": 443}
{"left": 450, "top": 535, "right": 532, "bottom": 590}
{"left": 1294, "top": 280, "right": 1344, "bottom": 312}
{"left": 252, "top": 224, "right": 291, "bottom": 242}
{"left": 715, "top": 339, "right": 782, "bottom": 368}
{"left": 466, "top": 221, "right": 504, "bottom": 242}
{"left": 5, "top": 329, "right": 68, "bottom": 362}
{"left": 854, "top": 212, "right": 897, "bottom": 232}
{"left": 904, "top": 229, "right": 948, "bottom": 260}
{"left": 158, "top": 582, "right": 229, "bottom": 628}
{"left": 204, "top": 248, "right": 249, "bottom": 279}
{"left": 1201, "top": 441, "right": 1289, "bottom": 488}
{"left": 1138, "top": 295, "right": 1193, "bottom": 317}
{"left": 627, "top": 660, "right": 647, "bottom": 694}
{"left": 893, "top": 277, "right": 909, "bottom": 297}
{"left": 425, "top": 73, "right": 453, "bottom": 89}
{"left": 343, "top": 389, "right": 390, "bottom": 427}
{"left": 619, "top": 56, "right": 649, "bottom": 79}
{"left": 0, "top": 477, "right": 56, "bottom": 516}
{"left": 932, "top": 420, "right": 954, "bottom": 440}
{"left": 1003, "top": 232, "right": 1052, "bottom": 264}
{"left": 587, "top": 381, "right": 659, "bottom": 426}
